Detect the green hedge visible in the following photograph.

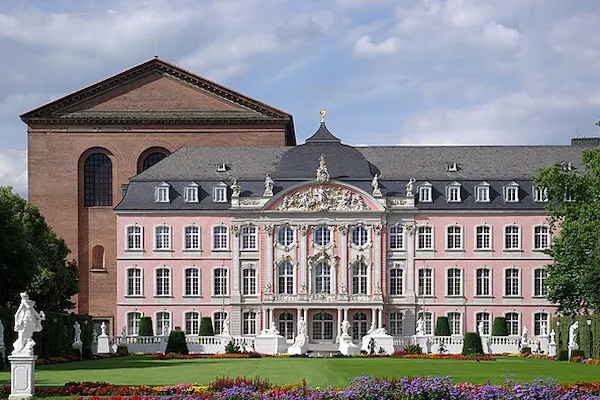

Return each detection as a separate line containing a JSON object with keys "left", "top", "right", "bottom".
{"left": 166, "top": 329, "right": 189, "bottom": 354}
{"left": 492, "top": 317, "right": 508, "bottom": 336}
{"left": 552, "top": 314, "right": 600, "bottom": 359}
{"left": 462, "top": 332, "right": 483, "bottom": 355}
{"left": 435, "top": 316, "right": 451, "bottom": 336}
{"left": 138, "top": 316, "right": 153, "bottom": 336}
{"left": 199, "top": 317, "right": 214, "bottom": 336}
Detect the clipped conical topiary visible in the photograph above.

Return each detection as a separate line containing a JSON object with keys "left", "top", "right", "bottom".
{"left": 138, "top": 316, "right": 154, "bottom": 336}
{"left": 492, "top": 317, "right": 508, "bottom": 336}
{"left": 199, "top": 317, "right": 214, "bottom": 336}
{"left": 435, "top": 316, "right": 451, "bottom": 336}
{"left": 166, "top": 328, "right": 189, "bottom": 354}
{"left": 462, "top": 332, "right": 484, "bottom": 355}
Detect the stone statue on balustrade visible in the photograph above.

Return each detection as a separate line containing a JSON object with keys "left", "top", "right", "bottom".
{"left": 12, "top": 292, "right": 45, "bottom": 356}
{"left": 415, "top": 317, "right": 424, "bottom": 336}
{"left": 540, "top": 322, "right": 548, "bottom": 336}
{"left": 100, "top": 322, "right": 107, "bottom": 336}
{"left": 221, "top": 316, "right": 230, "bottom": 337}
{"left": 569, "top": 321, "right": 579, "bottom": 348}
{"left": 521, "top": 326, "right": 528, "bottom": 343}
{"left": 478, "top": 322, "right": 484, "bottom": 337}
{"left": 550, "top": 329, "right": 556, "bottom": 345}
{"left": 73, "top": 321, "right": 82, "bottom": 345}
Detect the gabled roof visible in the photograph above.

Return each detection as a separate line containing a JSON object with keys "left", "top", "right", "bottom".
{"left": 20, "top": 57, "right": 295, "bottom": 143}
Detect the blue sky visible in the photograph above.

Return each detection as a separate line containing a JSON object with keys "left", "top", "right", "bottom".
{"left": 1, "top": 0, "right": 600, "bottom": 197}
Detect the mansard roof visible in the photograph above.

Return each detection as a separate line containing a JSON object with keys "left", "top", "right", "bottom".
{"left": 20, "top": 57, "right": 295, "bottom": 143}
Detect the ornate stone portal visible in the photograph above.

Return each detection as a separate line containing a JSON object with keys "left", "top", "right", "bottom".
{"left": 277, "top": 185, "right": 368, "bottom": 212}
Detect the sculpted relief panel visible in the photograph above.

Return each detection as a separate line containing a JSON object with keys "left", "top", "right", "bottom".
{"left": 277, "top": 185, "right": 369, "bottom": 212}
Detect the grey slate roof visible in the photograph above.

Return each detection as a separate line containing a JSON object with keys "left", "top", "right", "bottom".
{"left": 116, "top": 123, "right": 595, "bottom": 212}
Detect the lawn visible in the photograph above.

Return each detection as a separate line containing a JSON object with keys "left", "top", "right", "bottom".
{"left": 0, "top": 356, "right": 599, "bottom": 388}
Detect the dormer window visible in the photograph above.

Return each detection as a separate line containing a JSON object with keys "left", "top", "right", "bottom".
{"left": 213, "top": 184, "right": 227, "bottom": 203}
{"left": 446, "top": 182, "right": 461, "bottom": 203}
{"left": 418, "top": 182, "right": 432, "bottom": 203}
{"left": 216, "top": 163, "right": 227, "bottom": 172}
{"left": 475, "top": 182, "right": 490, "bottom": 202}
{"left": 533, "top": 186, "right": 548, "bottom": 202}
{"left": 184, "top": 183, "right": 199, "bottom": 203}
{"left": 504, "top": 182, "right": 519, "bottom": 203}
{"left": 155, "top": 182, "right": 170, "bottom": 203}
{"left": 446, "top": 163, "right": 459, "bottom": 172}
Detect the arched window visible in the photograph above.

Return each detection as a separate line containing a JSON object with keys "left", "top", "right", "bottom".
{"left": 278, "top": 312, "right": 294, "bottom": 340}
{"left": 141, "top": 152, "right": 168, "bottom": 172}
{"left": 314, "top": 262, "right": 331, "bottom": 294}
{"left": 84, "top": 153, "right": 112, "bottom": 206}
{"left": 351, "top": 312, "right": 368, "bottom": 340}
{"left": 91, "top": 245, "right": 105, "bottom": 269}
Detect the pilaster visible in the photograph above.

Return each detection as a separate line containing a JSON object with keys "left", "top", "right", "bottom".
{"left": 231, "top": 224, "right": 241, "bottom": 301}
{"left": 339, "top": 225, "right": 348, "bottom": 293}
{"left": 299, "top": 225, "right": 308, "bottom": 292}
{"left": 405, "top": 222, "right": 416, "bottom": 299}
{"left": 373, "top": 224, "right": 382, "bottom": 294}
{"left": 264, "top": 225, "right": 274, "bottom": 292}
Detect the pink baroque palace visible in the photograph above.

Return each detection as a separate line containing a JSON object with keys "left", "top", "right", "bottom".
{"left": 115, "top": 116, "right": 596, "bottom": 351}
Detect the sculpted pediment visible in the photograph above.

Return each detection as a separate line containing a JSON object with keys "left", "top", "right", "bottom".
{"left": 272, "top": 184, "right": 376, "bottom": 212}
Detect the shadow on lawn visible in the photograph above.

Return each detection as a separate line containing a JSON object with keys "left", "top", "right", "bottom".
{"left": 35, "top": 357, "right": 240, "bottom": 371}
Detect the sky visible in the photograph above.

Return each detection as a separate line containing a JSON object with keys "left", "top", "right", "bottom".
{"left": 1, "top": 0, "right": 600, "bottom": 198}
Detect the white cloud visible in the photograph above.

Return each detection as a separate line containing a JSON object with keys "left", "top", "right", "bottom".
{"left": 353, "top": 35, "right": 398, "bottom": 57}
{"left": 478, "top": 22, "right": 520, "bottom": 48}
{"left": 0, "top": 149, "right": 27, "bottom": 197}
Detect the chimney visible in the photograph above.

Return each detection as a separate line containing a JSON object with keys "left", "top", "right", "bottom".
{"left": 571, "top": 137, "right": 600, "bottom": 147}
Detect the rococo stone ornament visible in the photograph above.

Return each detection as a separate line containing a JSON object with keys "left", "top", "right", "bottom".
{"left": 277, "top": 185, "right": 368, "bottom": 212}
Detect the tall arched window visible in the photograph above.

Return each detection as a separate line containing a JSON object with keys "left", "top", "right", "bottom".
{"left": 84, "top": 153, "right": 112, "bottom": 206}
{"left": 137, "top": 148, "right": 171, "bottom": 173}
{"left": 91, "top": 245, "right": 105, "bottom": 270}
{"left": 142, "top": 152, "right": 167, "bottom": 171}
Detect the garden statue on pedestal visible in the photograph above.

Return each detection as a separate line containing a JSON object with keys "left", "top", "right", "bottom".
{"left": 550, "top": 329, "right": 556, "bottom": 344}
{"left": 287, "top": 316, "right": 309, "bottom": 355}
{"left": 540, "top": 322, "right": 548, "bottom": 336}
{"left": 415, "top": 317, "right": 424, "bottom": 336}
{"left": 12, "top": 292, "right": 45, "bottom": 356}
{"left": 568, "top": 321, "right": 579, "bottom": 348}
{"left": 521, "top": 326, "right": 528, "bottom": 343}
{"left": 221, "top": 316, "right": 230, "bottom": 337}
{"left": 338, "top": 319, "right": 360, "bottom": 356}
{"left": 73, "top": 321, "right": 82, "bottom": 345}
{"left": 100, "top": 322, "right": 107, "bottom": 336}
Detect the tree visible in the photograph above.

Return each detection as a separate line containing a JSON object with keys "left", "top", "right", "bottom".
{"left": 0, "top": 187, "right": 79, "bottom": 311}
{"left": 534, "top": 146, "right": 600, "bottom": 313}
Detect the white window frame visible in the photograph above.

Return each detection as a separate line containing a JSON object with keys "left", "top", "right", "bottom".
{"left": 212, "top": 311, "right": 228, "bottom": 335}
{"left": 474, "top": 225, "right": 492, "bottom": 251}
{"left": 475, "top": 312, "right": 491, "bottom": 336}
{"left": 154, "top": 224, "right": 172, "bottom": 251}
{"left": 475, "top": 182, "right": 490, "bottom": 202}
{"left": 533, "top": 268, "right": 548, "bottom": 297}
{"left": 277, "top": 261, "right": 295, "bottom": 295}
{"left": 446, "top": 224, "right": 463, "bottom": 250}
{"left": 417, "top": 225, "right": 434, "bottom": 250}
{"left": 474, "top": 267, "right": 492, "bottom": 297}
{"left": 417, "top": 311, "right": 433, "bottom": 335}
{"left": 533, "top": 186, "right": 548, "bottom": 202}
{"left": 183, "top": 267, "right": 201, "bottom": 297}
{"left": 277, "top": 225, "right": 295, "bottom": 247}
{"left": 313, "top": 225, "right": 332, "bottom": 247}
{"left": 242, "top": 267, "right": 257, "bottom": 296}
{"left": 446, "top": 267, "right": 463, "bottom": 297}
{"left": 351, "top": 261, "right": 369, "bottom": 295}
{"left": 125, "top": 224, "right": 144, "bottom": 251}
{"left": 155, "top": 310, "right": 172, "bottom": 336}
{"left": 533, "top": 225, "right": 550, "bottom": 251}
{"left": 418, "top": 182, "right": 432, "bottom": 203}
{"left": 213, "top": 185, "right": 227, "bottom": 203}
{"left": 533, "top": 312, "right": 549, "bottom": 336}
{"left": 417, "top": 268, "right": 434, "bottom": 297}
{"left": 351, "top": 225, "right": 369, "bottom": 247}
{"left": 183, "top": 225, "right": 201, "bottom": 251}
{"left": 242, "top": 311, "right": 257, "bottom": 335}
{"left": 212, "top": 267, "right": 228, "bottom": 297}
{"left": 184, "top": 183, "right": 199, "bottom": 203}
{"left": 212, "top": 225, "right": 229, "bottom": 250}
{"left": 184, "top": 311, "right": 200, "bottom": 335}
{"left": 241, "top": 225, "right": 258, "bottom": 251}
{"left": 503, "top": 267, "right": 521, "bottom": 297}
{"left": 446, "top": 182, "right": 461, "bottom": 203}
{"left": 155, "top": 266, "right": 172, "bottom": 297}
{"left": 504, "top": 182, "right": 520, "bottom": 203}
{"left": 505, "top": 311, "right": 520, "bottom": 336}
{"left": 447, "top": 312, "right": 462, "bottom": 336}
{"left": 126, "top": 311, "right": 142, "bottom": 336}
{"left": 388, "top": 225, "right": 404, "bottom": 250}
{"left": 503, "top": 224, "right": 521, "bottom": 251}
{"left": 126, "top": 266, "right": 143, "bottom": 297}
{"left": 155, "top": 182, "right": 170, "bottom": 203}
{"left": 389, "top": 312, "right": 403, "bottom": 336}
{"left": 389, "top": 265, "right": 404, "bottom": 296}
{"left": 313, "top": 261, "right": 331, "bottom": 294}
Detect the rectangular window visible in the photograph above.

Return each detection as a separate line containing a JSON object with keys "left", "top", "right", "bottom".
{"left": 127, "top": 312, "right": 141, "bottom": 336}
{"left": 213, "top": 226, "right": 228, "bottom": 250}
{"left": 504, "top": 268, "right": 520, "bottom": 297}
{"left": 447, "top": 186, "right": 461, "bottom": 202}
{"left": 185, "top": 312, "right": 200, "bottom": 335}
{"left": 155, "top": 268, "right": 171, "bottom": 296}
{"left": 389, "top": 226, "right": 404, "bottom": 250}
{"left": 418, "top": 269, "right": 433, "bottom": 296}
{"left": 184, "top": 186, "right": 198, "bottom": 203}
{"left": 417, "top": 226, "right": 433, "bottom": 250}
{"left": 184, "top": 268, "right": 200, "bottom": 296}
{"left": 389, "top": 312, "right": 403, "bottom": 335}
{"left": 126, "top": 226, "right": 143, "bottom": 250}
{"left": 448, "top": 312, "right": 461, "bottom": 335}
{"left": 534, "top": 226, "right": 549, "bottom": 250}
{"left": 447, "top": 268, "right": 462, "bottom": 296}
{"left": 534, "top": 268, "right": 547, "bottom": 297}
{"left": 475, "top": 312, "right": 491, "bottom": 336}
{"left": 242, "top": 268, "right": 257, "bottom": 296}
{"left": 389, "top": 268, "right": 403, "bottom": 296}
{"left": 504, "top": 226, "right": 520, "bottom": 250}
{"left": 533, "top": 186, "right": 548, "bottom": 202}
{"left": 214, "top": 186, "right": 227, "bottom": 203}
{"left": 505, "top": 186, "right": 519, "bottom": 202}
{"left": 241, "top": 226, "right": 258, "bottom": 250}
{"left": 418, "top": 311, "right": 433, "bottom": 335}
{"left": 184, "top": 226, "right": 200, "bottom": 250}
{"left": 419, "top": 186, "right": 432, "bottom": 202}
{"left": 534, "top": 313, "right": 549, "bottom": 336}
{"left": 278, "top": 262, "right": 294, "bottom": 294}
{"left": 476, "top": 186, "right": 489, "bottom": 202}
{"left": 155, "top": 186, "right": 170, "bottom": 203}
{"left": 505, "top": 312, "right": 519, "bottom": 336}
{"left": 475, "top": 268, "right": 491, "bottom": 297}
{"left": 156, "top": 311, "right": 171, "bottom": 336}
{"left": 475, "top": 225, "right": 491, "bottom": 250}
{"left": 127, "top": 268, "right": 142, "bottom": 296}
{"left": 446, "top": 226, "right": 462, "bottom": 250}
{"left": 155, "top": 226, "right": 171, "bottom": 250}
{"left": 243, "top": 312, "right": 257, "bottom": 335}
{"left": 213, "top": 312, "right": 227, "bottom": 335}
{"left": 213, "top": 268, "right": 228, "bottom": 296}
{"left": 352, "top": 263, "right": 368, "bottom": 294}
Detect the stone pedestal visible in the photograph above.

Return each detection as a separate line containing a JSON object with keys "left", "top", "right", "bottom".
{"left": 8, "top": 354, "right": 37, "bottom": 400}
{"left": 97, "top": 335, "right": 111, "bottom": 354}
{"left": 568, "top": 343, "right": 579, "bottom": 359}
{"left": 370, "top": 333, "right": 394, "bottom": 355}
{"left": 548, "top": 342, "right": 557, "bottom": 357}
{"left": 538, "top": 334, "right": 549, "bottom": 354}
{"left": 338, "top": 333, "right": 360, "bottom": 356}
{"left": 287, "top": 334, "right": 309, "bottom": 355}
{"left": 412, "top": 335, "right": 429, "bottom": 353}
{"left": 72, "top": 342, "right": 83, "bottom": 359}
{"left": 254, "top": 334, "right": 286, "bottom": 355}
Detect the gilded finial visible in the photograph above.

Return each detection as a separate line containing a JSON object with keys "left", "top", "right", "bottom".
{"left": 319, "top": 109, "right": 327, "bottom": 123}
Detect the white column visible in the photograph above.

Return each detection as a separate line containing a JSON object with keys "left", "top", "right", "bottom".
{"left": 337, "top": 308, "right": 342, "bottom": 337}
{"left": 339, "top": 225, "right": 348, "bottom": 293}
{"left": 231, "top": 225, "right": 241, "bottom": 296}
{"left": 265, "top": 225, "right": 274, "bottom": 292}
{"left": 263, "top": 307, "right": 269, "bottom": 330}
{"left": 405, "top": 222, "right": 416, "bottom": 299}
{"left": 377, "top": 308, "right": 383, "bottom": 329}
{"left": 373, "top": 225, "right": 382, "bottom": 294}
{"left": 371, "top": 308, "right": 377, "bottom": 327}
{"left": 343, "top": 308, "right": 348, "bottom": 320}
{"left": 299, "top": 225, "right": 308, "bottom": 292}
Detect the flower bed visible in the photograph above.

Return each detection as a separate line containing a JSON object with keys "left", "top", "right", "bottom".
{"left": 3, "top": 376, "right": 599, "bottom": 399}
{"left": 391, "top": 352, "right": 496, "bottom": 361}
{"left": 571, "top": 357, "right": 600, "bottom": 365}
